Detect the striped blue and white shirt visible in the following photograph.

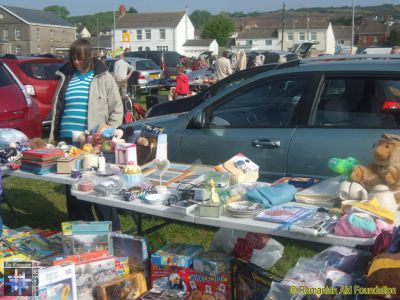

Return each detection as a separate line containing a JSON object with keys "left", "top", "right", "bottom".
{"left": 60, "top": 70, "right": 94, "bottom": 139}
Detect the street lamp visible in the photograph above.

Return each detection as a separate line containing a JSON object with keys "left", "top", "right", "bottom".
{"left": 351, "top": 0, "right": 355, "bottom": 54}
{"left": 113, "top": 0, "right": 116, "bottom": 51}
{"left": 292, "top": 19, "right": 297, "bottom": 49}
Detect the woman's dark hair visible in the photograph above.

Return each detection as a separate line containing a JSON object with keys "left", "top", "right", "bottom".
{"left": 68, "top": 38, "right": 94, "bottom": 72}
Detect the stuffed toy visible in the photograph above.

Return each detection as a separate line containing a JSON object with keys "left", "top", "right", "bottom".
{"left": 328, "top": 157, "right": 359, "bottom": 179}
{"left": 28, "top": 138, "right": 48, "bottom": 149}
{"left": 90, "top": 124, "right": 115, "bottom": 152}
{"left": 351, "top": 133, "right": 400, "bottom": 203}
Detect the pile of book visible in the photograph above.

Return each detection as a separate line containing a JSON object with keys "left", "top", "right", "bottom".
{"left": 21, "top": 148, "right": 64, "bottom": 174}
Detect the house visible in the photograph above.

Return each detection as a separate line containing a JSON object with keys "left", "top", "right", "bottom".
{"left": 358, "top": 19, "right": 389, "bottom": 48}
{"left": 77, "top": 26, "right": 91, "bottom": 38}
{"left": 0, "top": 5, "right": 75, "bottom": 55}
{"left": 182, "top": 39, "right": 218, "bottom": 57}
{"left": 332, "top": 26, "right": 353, "bottom": 53}
{"left": 233, "top": 28, "right": 279, "bottom": 51}
{"left": 114, "top": 9, "right": 194, "bottom": 53}
{"left": 278, "top": 18, "right": 336, "bottom": 54}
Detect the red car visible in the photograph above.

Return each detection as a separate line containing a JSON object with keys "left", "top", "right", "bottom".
{"left": 0, "top": 54, "right": 64, "bottom": 126}
{"left": 0, "top": 61, "right": 42, "bottom": 138}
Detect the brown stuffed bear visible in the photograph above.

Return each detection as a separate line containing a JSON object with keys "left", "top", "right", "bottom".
{"left": 351, "top": 133, "right": 400, "bottom": 202}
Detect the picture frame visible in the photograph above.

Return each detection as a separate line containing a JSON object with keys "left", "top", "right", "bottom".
{"left": 141, "top": 161, "right": 193, "bottom": 186}
{"left": 97, "top": 272, "right": 147, "bottom": 300}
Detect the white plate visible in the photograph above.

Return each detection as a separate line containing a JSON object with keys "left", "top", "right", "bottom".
{"left": 144, "top": 193, "right": 169, "bottom": 205}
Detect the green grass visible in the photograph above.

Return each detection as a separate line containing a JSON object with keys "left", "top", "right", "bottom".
{"left": 1, "top": 175, "right": 326, "bottom": 277}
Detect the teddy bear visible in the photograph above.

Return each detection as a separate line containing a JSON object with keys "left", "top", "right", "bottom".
{"left": 351, "top": 133, "right": 400, "bottom": 203}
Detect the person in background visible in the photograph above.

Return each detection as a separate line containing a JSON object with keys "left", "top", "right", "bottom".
{"left": 49, "top": 38, "right": 123, "bottom": 231}
{"left": 215, "top": 51, "right": 232, "bottom": 81}
{"left": 175, "top": 66, "right": 190, "bottom": 99}
{"left": 391, "top": 46, "right": 400, "bottom": 54}
{"left": 113, "top": 52, "right": 134, "bottom": 97}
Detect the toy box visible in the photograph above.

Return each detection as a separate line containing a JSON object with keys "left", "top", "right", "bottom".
{"left": 38, "top": 264, "right": 77, "bottom": 300}
{"left": 193, "top": 252, "right": 232, "bottom": 277}
{"left": 188, "top": 269, "right": 231, "bottom": 300}
{"left": 231, "top": 258, "right": 283, "bottom": 300}
{"left": 56, "top": 156, "right": 75, "bottom": 174}
{"left": 115, "top": 143, "right": 137, "bottom": 166}
{"left": 151, "top": 243, "right": 203, "bottom": 268}
{"left": 151, "top": 263, "right": 191, "bottom": 292}
{"left": 140, "top": 287, "right": 191, "bottom": 300}
{"left": 97, "top": 272, "right": 147, "bottom": 300}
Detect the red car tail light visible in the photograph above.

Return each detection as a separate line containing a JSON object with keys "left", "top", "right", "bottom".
{"left": 138, "top": 72, "right": 145, "bottom": 79}
{"left": 382, "top": 101, "right": 400, "bottom": 110}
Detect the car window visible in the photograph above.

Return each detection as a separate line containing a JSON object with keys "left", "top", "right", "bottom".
{"left": 136, "top": 60, "right": 159, "bottom": 70}
{"left": 0, "top": 64, "right": 14, "bottom": 87}
{"left": 313, "top": 78, "right": 400, "bottom": 128}
{"left": 18, "top": 62, "right": 63, "bottom": 80}
{"left": 147, "top": 53, "right": 161, "bottom": 65}
{"left": 209, "top": 76, "right": 311, "bottom": 127}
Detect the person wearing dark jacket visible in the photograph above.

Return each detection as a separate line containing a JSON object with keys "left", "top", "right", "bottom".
{"left": 175, "top": 66, "right": 190, "bottom": 99}
{"left": 49, "top": 38, "right": 123, "bottom": 230}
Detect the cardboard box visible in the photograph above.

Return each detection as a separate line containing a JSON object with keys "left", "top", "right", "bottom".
{"left": 188, "top": 269, "right": 231, "bottom": 300}
{"left": 115, "top": 143, "right": 137, "bottom": 166}
{"left": 97, "top": 272, "right": 147, "bottom": 300}
{"left": 140, "top": 287, "right": 191, "bottom": 300}
{"left": 231, "top": 258, "right": 283, "bottom": 300}
{"left": 151, "top": 243, "right": 203, "bottom": 268}
{"left": 193, "top": 252, "right": 231, "bottom": 277}
{"left": 151, "top": 263, "right": 190, "bottom": 292}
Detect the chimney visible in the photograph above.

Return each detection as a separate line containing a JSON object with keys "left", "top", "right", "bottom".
{"left": 119, "top": 4, "right": 127, "bottom": 16}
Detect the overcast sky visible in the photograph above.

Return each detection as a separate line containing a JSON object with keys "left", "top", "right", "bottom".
{"left": 0, "top": 0, "right": 398, "bottom": 16}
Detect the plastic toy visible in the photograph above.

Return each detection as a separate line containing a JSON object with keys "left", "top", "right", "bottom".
{"left": 328, "top": 156, "right": 359, "bottom": 178}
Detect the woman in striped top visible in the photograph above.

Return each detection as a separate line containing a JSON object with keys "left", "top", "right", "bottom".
{"left": 50, "top": 38, "right": 123, "bottom": 230}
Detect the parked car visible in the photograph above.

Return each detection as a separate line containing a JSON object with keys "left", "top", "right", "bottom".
{"left": 0, "top": 54, "right": 64, "bottom": 126}
{"left": 0, "top": 61, "right": 42, "bottom": 138}
{"left": 105, "top": 57, "right": 162, "bottom": 92}
{"left": 124, "top": 51, "right": 181, "bottom": 78}
{"left": 126, "top": 55, "right": 400, "bottom": 181}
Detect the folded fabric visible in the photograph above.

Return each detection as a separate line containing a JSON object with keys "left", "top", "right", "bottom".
{"left": 335, "top": 213, "right": 394, "bottom": 238}
{"left": 349, "top": 197, "right": 396, "bottom": 224}
{"left": 246, "top": 183, "right": 297, "bottom": 208}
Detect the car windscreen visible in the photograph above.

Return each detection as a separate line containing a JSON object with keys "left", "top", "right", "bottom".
{"left": 136, "top": 60, "right": 159, "bottom": 71}
{"left": 19, "top": 62, "right": 63, "bottom": 80}
{"left": 0, "top": 64, "right": 15, "bottom": 87}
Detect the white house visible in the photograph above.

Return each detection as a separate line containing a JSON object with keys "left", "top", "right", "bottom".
{"left": 332, "top": 26, "right": 353, "bottom": 54}
{"left": 182, "top": 39, "right": 218, "bottom": 57}
{"left": 114, "top": 11, "right": 194, "bottom": 53}
{"left": 77, "top": 26, "right": 91, "bottom": 38}
{"left": 233, "top": 28, "right": 280, "bottom": 51}
{"left": 278, "top": 19, "right": 336, "bottom": 54}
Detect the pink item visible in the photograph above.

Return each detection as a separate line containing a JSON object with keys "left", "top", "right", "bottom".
{"left": 335, "top": 213, "right": 394, "bottom": 238}
{"left": 78, "top": 181, "right": 93, "bottom": 192}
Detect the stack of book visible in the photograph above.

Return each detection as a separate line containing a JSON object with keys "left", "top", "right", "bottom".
{"left": 21, "top": 148, "right": 64, "bottom": 174}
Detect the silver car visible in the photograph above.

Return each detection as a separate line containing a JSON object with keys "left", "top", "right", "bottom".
{"left": 106, "top": 57, "right": 162, "bottom": 91}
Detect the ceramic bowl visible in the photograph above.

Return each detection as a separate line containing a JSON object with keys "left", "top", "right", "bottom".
{"left": 144, "top": 193, "right": 170, "bottom": 205}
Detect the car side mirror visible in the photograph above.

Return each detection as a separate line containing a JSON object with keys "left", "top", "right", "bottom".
{"left": 192, "top": 110, "right": 206, "bottom": 128}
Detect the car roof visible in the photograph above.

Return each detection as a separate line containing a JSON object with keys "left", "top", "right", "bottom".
{"left": 0, "top": 54, "right": 64, "bottom": 63}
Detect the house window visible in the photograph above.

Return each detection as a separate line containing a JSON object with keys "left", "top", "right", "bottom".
{"left": 145, "top": 46, "right": 150, "bottom": 51}
{"left": 362, "top": 36, "right": 368, "bottom": 44}
{"left": 36, "top": 28, "right": 40, "bottom": 41}
{"left": 287, "top": 32, "right": 293, "bottom": 41}
{"left": 159, "top": 29, "right": 166, "bottom": 40}
{"left": 15, "top": 46, "right": 21, "bottom": 54}
{"left": 138, "top": 46, "right": 143, "bottom": 51}
{"left": 246, "top": 40, "right": 252, "bottom": 46}
{"left": 49, "top": 30, "right": 54, "bottom": 41}
{"left": 145, "top": 29, "right": 151, "bottom": 40}
{"left": 311, "top": 32, "right": 317, "bottom": 40}
{"left": 137, "top": 30, "right": 142, "bottom": 40}
{"left": 157, "top": 46, "right": 168, "bottom": 51}
{"left": 15, "top": 29, "right": 21, "bottom": 41}
{"left": 3, "top": 29, "right": 8, "bottom": 42}
{"left": 265, "top": 39, "right": 272, "bottom": 46}
{"left": 299, "top": 32, "right": 305, "bottom": 41}
{"left": 373, "top": 35, "right": 378, "bottom": 44}
{"left": 337, "top": 40, "right": 345, "bottom": 45}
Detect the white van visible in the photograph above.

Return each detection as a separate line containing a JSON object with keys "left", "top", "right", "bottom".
{"left": 361, "top": 47, "right": 392, "bottom": 54}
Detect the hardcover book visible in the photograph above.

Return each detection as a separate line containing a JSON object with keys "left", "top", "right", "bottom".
{"left": 255, "top": 203, "right": 317, "bottom": 224}
{"left": 22, "top": 148, "right": 64, "bottom": 161}
{"left": 97, "top": 272, "right": 147, "bottom": 300}
{"left": 71, "top": 221, "right": 113, "bottom": 256}
{"left": 75, "top": 256, "right": 116, "bottom": 300}
{"left": 38, "top": 264, "right": 77, "bottom": 300}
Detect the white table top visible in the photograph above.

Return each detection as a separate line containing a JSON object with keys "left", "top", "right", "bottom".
{"left": 2, "top": 167, "right": 75, "bottom": 185}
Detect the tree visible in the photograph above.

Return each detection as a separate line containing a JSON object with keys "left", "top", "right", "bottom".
{"left": 201, "top": 14, "right": 235, "bottom": 46}
{"left": 44, "top": 5, "right": 69, "bottom": 20}
{"left": 387, "top": 29, "right": 400, "bottom": 46}
{"left": 128, "top": 7, "right": 138, "bottom": 13}
{"left": 190, "top": 10, "right": 212, "bottom": 29}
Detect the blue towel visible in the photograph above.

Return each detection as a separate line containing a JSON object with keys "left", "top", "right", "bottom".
{"left": 246, "top": 183, "right": 297, "bottom": 208}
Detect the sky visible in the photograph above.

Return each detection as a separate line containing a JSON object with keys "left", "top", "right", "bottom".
{"left": 0, "top": 0, "right": 398, "bottom": 16}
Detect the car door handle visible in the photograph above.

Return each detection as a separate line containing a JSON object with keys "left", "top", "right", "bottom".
{"left": 252, "top": 139, "right": 281, "bottom": 149}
